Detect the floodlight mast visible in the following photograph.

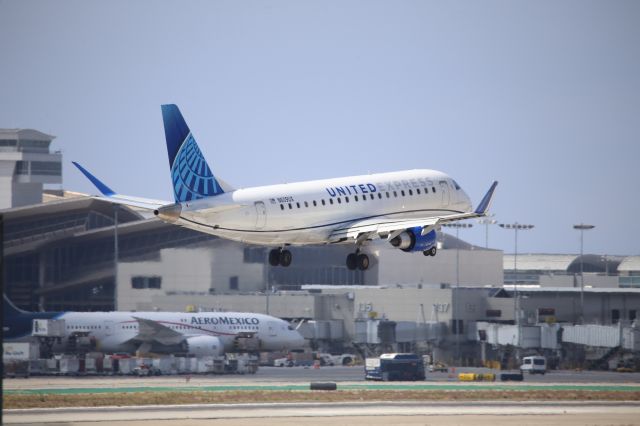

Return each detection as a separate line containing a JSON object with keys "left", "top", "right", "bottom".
{"left": 499, "top": 222, "right": 534, "bottom": 357}
{"left": 573, "top": 223, "right": 595, "bottom": 324}
{"left": 478, "top": 215, "right": 497, "bottom": 248}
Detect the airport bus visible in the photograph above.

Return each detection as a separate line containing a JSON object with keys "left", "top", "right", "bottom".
{"left": 365, "top": 353, "right": 426, "bottom": 381}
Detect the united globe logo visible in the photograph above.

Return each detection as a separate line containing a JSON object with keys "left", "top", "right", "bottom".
{"left": 171, "top": 134, "right": 219, "bottom": 202}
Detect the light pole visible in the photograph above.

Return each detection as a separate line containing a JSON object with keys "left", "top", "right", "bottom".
{"left": 573, "top": 223, "right": 595, "bottom": 324}
{"left": 477, "top": 215, "right": 497, "bottom": 248}
{"left": 442, "top": 222, "right": 473, "bottom": 365}
{"left": 442, "top": 223, "right": 473, "bottom": 287}
{"left": 113, "top": 204, "right": 119, "bottom": 311}
{"left": 499, "top": 222, "right": 534, "bottom": 357}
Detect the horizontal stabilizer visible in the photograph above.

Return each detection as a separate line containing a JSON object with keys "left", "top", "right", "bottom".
{"left": 72, "top": 162, "right": 170, "bottom": 210}
{"left": 72, "top": 162, "right": 115, "bottom": 196}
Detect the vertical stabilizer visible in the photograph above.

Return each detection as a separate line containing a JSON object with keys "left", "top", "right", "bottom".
{"left": 161, "top": 104, "right": 225, "bottom": 202}
{"left": 3, "top": 294, "right": 27, "bottom": 318}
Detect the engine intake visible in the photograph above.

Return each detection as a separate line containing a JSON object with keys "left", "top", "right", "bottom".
{"left": 183, "top": 335, "right": 223, "bottom": 357}
{"left": 389, "top": 227, "right": 437, "bottom": 253}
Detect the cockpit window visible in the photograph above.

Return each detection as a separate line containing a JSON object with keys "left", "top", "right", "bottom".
{"left": 287, "top": 326, "right": 294, "bottom": 331}
{"left": 452, "top": 180, "right": 461, "bottom": 190}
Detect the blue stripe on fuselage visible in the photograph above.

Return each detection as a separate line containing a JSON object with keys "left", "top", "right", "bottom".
{"left": 4, "top": 312, "right": 62, "bottom": 340}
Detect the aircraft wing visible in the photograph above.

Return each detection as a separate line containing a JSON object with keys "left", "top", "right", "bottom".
{"left": 132, "top": 317, "right": 184, "bottom": 346}
{"left": 329, "top": 181, "right": 498, "bottom": 243}
{"left": 73, "top": 162, "right": 170, "bottom": 210}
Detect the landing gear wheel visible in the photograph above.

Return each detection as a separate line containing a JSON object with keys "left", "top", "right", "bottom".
{"left": 346, "top": 253, "right": 358, "bottom": 270}
{"left": 279, "top": 249, "right": 292, "bottom": 267}
{"left": 268, "top": 249, "right": 281, "bottom": 266}
{"left": 423, "top": 247, "right": 437, "bottom": 256}
{"left": 357, "top": 253, "right": 370, "bottom": 271}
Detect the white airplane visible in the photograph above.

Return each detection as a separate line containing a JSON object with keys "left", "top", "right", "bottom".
{"left": 74, "top": 104, "right": 497, "bottom": 271}
{"left": 4, "top": 295, "right": 305, "bottom": 356}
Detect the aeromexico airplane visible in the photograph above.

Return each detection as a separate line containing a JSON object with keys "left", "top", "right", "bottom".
{"left": 4, "top": 295, "right": 304, "bottom": 356}
{"left": 74, "top": 104, "right": 497, "bottom": 271}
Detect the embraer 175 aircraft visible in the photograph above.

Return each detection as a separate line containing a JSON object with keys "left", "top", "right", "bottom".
{"left": 74, "top": 105, "right": 497, "bottom": 271}
{"left": 4, "top": 295, "right": 304, "bottom": 356}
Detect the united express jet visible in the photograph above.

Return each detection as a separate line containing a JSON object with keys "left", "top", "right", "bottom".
{"left": 74, "top": 105, "right": 497, "bottom": 271}
{"left": 4, "top": 295, "right": 304, "bottom": 356}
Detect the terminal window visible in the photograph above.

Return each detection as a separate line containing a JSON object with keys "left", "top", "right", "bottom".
{"left": 229, "top": 276, "right": 238, "bottom": 290}
{"left": 131, "top": 276, "right": 162, "bottom": 289}
{"left": 611, "top": 309, "right": 620, "bottom": 324}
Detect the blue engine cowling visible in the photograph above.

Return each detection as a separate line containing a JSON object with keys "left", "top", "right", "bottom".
{"left": 389, "top": 227, "right": 436, "bottom": 252}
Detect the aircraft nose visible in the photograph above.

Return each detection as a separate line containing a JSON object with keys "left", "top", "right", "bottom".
{"left": 292, "top": 331, "right": 305, "bottom": 349}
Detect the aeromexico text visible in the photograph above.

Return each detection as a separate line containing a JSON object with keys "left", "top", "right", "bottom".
{"left": 325, "top": 178, "right": 435, "bottom": 197}
{"left": 191, "top": 316, "right": 260, "bottom": 326}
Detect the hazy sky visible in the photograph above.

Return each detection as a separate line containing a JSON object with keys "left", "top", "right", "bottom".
{"left": 1, "top": 1, "right": 639, "bottom": 255}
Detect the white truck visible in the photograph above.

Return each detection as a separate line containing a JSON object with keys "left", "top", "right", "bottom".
{"left": 323, "top": 353, "right": 356, "bottom": 366}
{"left": 520, "top": 355, "right": 547, "bottom": 374}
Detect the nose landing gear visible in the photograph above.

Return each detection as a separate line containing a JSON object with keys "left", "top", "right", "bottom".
{"left": 269, "top": 248, "right": 292, "bottom": 267}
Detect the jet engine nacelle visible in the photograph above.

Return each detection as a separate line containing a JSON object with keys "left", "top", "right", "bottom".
{"left": 184, "top": 335, "right": 224, "bottom": 357}
{"left": 389, "top": 227, "right": 437, "bottom": 253}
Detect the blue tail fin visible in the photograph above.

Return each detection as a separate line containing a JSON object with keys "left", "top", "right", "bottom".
{"left": 161, "top": 104, "right": 225, "bottom": 203}
{"left": 4, "top": 294, "right": 27, "bottom": 318}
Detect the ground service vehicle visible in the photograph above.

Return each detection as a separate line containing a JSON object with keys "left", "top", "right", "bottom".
{"left": 520, "top": 356, "right": 547, "bottom": 374}
{"left": 365, "top": 353, "right": 426, "bottom": 381}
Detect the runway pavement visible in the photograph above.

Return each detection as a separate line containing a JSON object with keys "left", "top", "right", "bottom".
{"left": 5, "top": 366, "right": 640, "bottom": 393}
{"left": 4, "top": 401, "right": 640, "bottom": 425}
{"left": 4, "top": 366, "right": 640, "bottom": 425}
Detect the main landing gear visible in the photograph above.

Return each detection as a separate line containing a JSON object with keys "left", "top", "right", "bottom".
{"left": 423, "top": 247, "right": 437, "bottom": 256}
{"left": 346, "top": 250, "right": 370, "bottom": 271}
{"left": 269, "top": 248, "right": 292, "bottom": 267}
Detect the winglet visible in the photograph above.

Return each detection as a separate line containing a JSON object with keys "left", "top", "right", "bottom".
{"left": 72, "top": 162, "right": 116, "bottom": 197}
{"left": 474, "top": 181, "right": 498, "bottom": 215}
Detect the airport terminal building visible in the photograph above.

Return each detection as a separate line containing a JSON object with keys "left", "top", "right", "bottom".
{"left": 2, "top": 162, "right": 639, "bottom": 367}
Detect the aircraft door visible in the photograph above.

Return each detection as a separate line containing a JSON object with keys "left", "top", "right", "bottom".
{"left": 439, "top": 181, "right": 450, "bottom": 206}
{"left": 268, "top": 321, "right": 278, "bottom": 337}
{"left": 104, "top": 320, "right": 114, "bottom": 336}
{"left": 254, "top": 201, "right": 267, "bottom": 229}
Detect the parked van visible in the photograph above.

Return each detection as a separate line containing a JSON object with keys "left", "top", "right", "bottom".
{"left": 365, "top": 353, "right": 425, "bottom": 381}
{"left": 520, "top": 356, "right": 546, "bottom": 374}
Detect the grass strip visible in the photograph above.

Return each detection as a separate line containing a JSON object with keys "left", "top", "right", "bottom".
{"left": 5, "top": 389, "right": 640, "bottom": 409}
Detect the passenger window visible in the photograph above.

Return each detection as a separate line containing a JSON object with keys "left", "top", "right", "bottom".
{"left": 345, "top": 197, "right": 349, "bottom": 203}
{"left": 313, "top": 200, "right": 317, "bottom": 207}
{"left": 288, "top": 203, "right": 292, "bottom": 209}
{"left": 386, "top": 192, "right": 390, "bottom": 198}
{"left": 304, "top": 201, "right": 308, "bottom": 208}
{"left": 296, "top": 202, "right": 300, "bottom": 208}
{"left": 280, "top": 204, "right": 284, "bottom": 210}
{"left": 409, "top": 189, "right": 413, "bottom": 196}
{"left": 376, "top": 193, "right": 381, "bottom": 199}
{"left": 417, "top": 188, "right": 421, "bottom": 194}
{"left": 322, "top": 199, "right": 326, "bottom": 206}
{"left": 329, "top": 199, "right": 334, "bottom": 205}
{"left": 401, "top": 190, "right": 405, "bottom": 196}
{"left": 337, "top": 197, "right": 342, "bottom": 204}
{"left": 393, "top": 191, "right": 398, "bottom": 197}
{"left": 432, "top": 187, "right": 436, "bottom": 193}
{"left": 354, "top": 195, "right": 358, "bottom": 201}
